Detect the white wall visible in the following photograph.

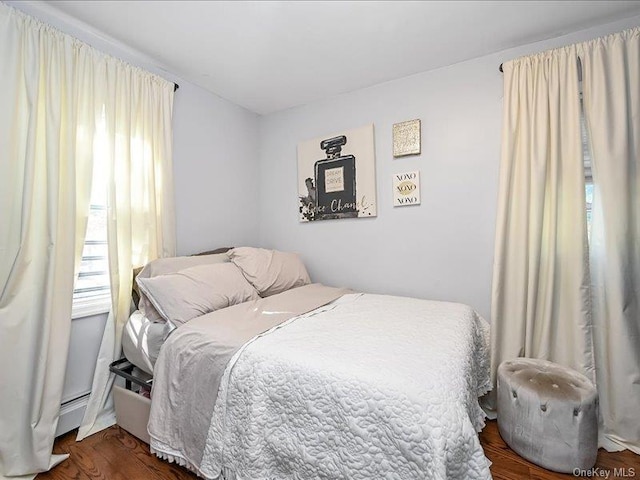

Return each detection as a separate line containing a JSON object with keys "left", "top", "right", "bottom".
{"left": 257, "top": 15, "right": 640, "bottom": 321}
{"left": 173, "top": 83, "right": 259, "bottom": 255}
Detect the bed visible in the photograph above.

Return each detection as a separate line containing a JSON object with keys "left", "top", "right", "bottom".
{"left": 123, "top": 247, "right": 492, "bottom": 480}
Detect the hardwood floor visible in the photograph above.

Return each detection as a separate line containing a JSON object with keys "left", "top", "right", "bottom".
{"left": 479, "top": 421, "right": 639, "bottom": 479}
{"left": 38, "top": 421, "right": 638, "bottom": 479}
{"left": 38, "top": 426, "right": 197, "bottom": 480}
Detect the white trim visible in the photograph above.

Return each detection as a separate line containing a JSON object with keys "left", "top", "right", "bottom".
{"left": 72, "top": 293, "right": 111, "bottom": 319}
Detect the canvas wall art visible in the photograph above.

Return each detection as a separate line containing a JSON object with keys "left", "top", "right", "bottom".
{"left": 393, "top": 170, "right": 421, "bottom": 206}
{"left": 297, "top": 124, "right": 377, "bottom": 222}
{"left": 392, "top": 119, "right": 421, "bottom": 157}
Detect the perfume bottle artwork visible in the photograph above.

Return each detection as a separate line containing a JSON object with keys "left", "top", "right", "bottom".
{"left": 297, "top": 123, "right": 376, "bottom": 223}
{"left": 313, "top": 135, "right": 358, "bottom": 220}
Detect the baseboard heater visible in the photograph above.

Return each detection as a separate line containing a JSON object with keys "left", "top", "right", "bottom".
{"left": 56, "top": 392, "right": 91, "bottom": 438}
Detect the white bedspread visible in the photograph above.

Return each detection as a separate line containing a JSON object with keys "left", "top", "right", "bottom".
{"left": 153, "top": 293, "right": 492, "bottom": 479}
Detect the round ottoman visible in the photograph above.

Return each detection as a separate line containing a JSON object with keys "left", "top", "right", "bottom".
{"left": 497, "top": 358, "right": 598, "bottom": 473}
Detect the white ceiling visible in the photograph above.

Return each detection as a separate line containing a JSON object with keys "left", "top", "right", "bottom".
{"left": 37, "top": 1, "right": 640, "bottom": 114}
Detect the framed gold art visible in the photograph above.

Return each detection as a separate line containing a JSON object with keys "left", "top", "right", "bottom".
{"left": 392, "top": 119, "right": 421, "bottom": 157}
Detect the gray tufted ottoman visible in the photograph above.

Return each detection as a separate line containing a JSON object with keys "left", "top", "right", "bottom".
{"left": 497, "top": 358, "right": 598, "bottom": 473}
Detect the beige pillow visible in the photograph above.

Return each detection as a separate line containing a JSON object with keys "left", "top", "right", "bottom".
{"left": 136, "top": 253, "right": 230, "bottom": 322}
{"left": 138, "top": 252, "right": 230, "bottom": 278}
{"left": 228, "top": 247, "right": 311, "bottom": 297}
{"left": 136, "top": 262, "right": 259, "bottom": 326}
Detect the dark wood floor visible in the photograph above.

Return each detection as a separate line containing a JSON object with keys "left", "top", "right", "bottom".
{"left": 38, "top": 421, "right": 639, "bottom": 479}
{"left": 479, "top": 421, "right": 638, "bottom": 479}
{"left": 38, "top": 426, "right": 197, "bottom": 480}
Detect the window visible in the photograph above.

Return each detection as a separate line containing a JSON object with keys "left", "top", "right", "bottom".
{"left": 579, "top": 76, "right": 594, "bottom": 242}
{"left": 581, "top": 110, "right": 594, "bottom": 241}
{"left": 72, "top": 128, "right": 111, "bottom": 319}
{"left": 584, "top": 161, "right": 594, "bottom": 242}
{"left": 72, "top": 205, "right": 110, "bottom": 318}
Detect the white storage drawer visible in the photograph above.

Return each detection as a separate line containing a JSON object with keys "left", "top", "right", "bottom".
{"left": 113, "top": 384, "right": 151, "bottom": 444}
{"left": 110, "top": 358, "right": 153, "bottom": 444}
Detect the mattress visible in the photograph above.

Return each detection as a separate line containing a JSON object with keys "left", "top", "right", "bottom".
{"left": 121, "top": 310, "right": 172, "bottom": 375}
{"left": 149, "top": 287, "right": 492, "bottom": 479}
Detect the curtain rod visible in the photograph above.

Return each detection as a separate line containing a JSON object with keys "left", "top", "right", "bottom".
{"left": 174, "top": 83, "right": 180, "bottom": 92}
{"left": 499, "top": 60, "right": 583, "bottom": 77}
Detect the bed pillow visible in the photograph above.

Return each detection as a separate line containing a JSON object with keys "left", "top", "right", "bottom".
{"left": 228, "top": 247, "right": 311, "bottom": 297}
{"left": 136, "top": 252, "right": 230, "bottom": 322}
{"left": 138, "top": 252, "right": 230, "bottom": 278}
{"left": 136, "top": 262, "right": 259, "bottom": 326}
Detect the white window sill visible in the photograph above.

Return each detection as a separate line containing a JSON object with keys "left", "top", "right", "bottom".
{"left": 72, "top": 294, "right": 111, "bottom": 319}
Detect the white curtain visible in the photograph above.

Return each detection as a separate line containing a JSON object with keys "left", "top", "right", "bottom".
{"left": 581, "top": 28, "right": 640, "bottom": 453}
{"left": 492, "top": 27, "right": 640, "bottom": 453}
{"left": 0, "top": 3, "right": 175, "bottom": 476}
{"left": 77, "top": 51, "right": 176, "bottom": 440}
{"left": 490, "top": 46, "right": 595, "bottom": 402}
{"left": 0, "top": 5, "right": 94, "bottom": 478}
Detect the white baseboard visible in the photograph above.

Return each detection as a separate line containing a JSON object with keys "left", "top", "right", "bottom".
{"left": 56, "top": 393, "right": 90, "bottom": 437}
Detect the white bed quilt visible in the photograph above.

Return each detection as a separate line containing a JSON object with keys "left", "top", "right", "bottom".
{"left": 169, "top": 293, "right": 493, "bottom": 480}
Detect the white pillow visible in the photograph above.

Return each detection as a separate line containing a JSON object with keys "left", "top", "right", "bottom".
{"left": 228, "top": 247, "right": 311, "bottom": 297}
{"left": 136, "top": 262, "right": 259, "bottom": 326}
{"left": 136, "top": 253, "right": 230, "bottom": 322}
